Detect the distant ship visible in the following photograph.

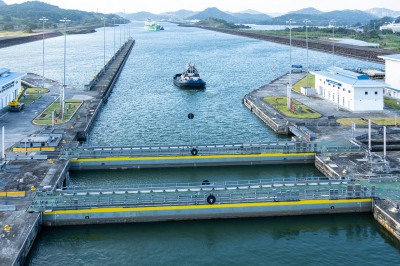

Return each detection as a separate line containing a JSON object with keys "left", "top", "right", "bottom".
{"left": 173, "top": 63, "right": 206, "bottom": 89}
{"left": 380, "top": 22, "right": 400, "bottom": 33}
{"left": 144, "top": 19, "right": 163, "bottom": 31}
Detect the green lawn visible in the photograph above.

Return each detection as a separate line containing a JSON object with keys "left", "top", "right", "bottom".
{"left": 263, "top": 96, "right": 321, "bottom": 118}
{"left": 33, "top": 99, "right": 83, "bottom": 125}
{"left": 26, "top": 88, "right": 49, "bottom": 94}
{"left": 337, "top": 117, "right": 399, "bottom": 126}
{"left": 384, "top": 97, "right": 400, "bottom": 110}
{"left": 370, "top": 117, "right": 399, "bottom": 126}
{"left": 293, "top": 75, "right": 315, "bottom": 93}
{"left": 19, "top": 88, "right": 49, "bottom": 104}
{"left": 337, "top": 118, "right": 368, "bottom": 126}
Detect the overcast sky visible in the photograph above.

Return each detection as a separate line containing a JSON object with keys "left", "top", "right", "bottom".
{"left": 3, "top": 0, "right": 399, "bottom": 14}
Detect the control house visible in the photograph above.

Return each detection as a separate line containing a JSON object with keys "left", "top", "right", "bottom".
{"left": 310, "top": 67, "right": 386, "bottom": 111}
{"left": 0, "top": 68, "right": 26, "bottom": 110}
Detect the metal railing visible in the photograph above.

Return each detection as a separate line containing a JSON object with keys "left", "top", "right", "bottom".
{"left": 61, "top": 141, "right": 364, "bottom": 159}
{"left": 54, "top": 177, "right": 348, "bottom": 194}
{"left": 28, "top": 180, "right": 376, "bottom": 212}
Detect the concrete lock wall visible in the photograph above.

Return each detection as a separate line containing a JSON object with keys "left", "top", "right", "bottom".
{"left": 42, "top": 199, "right": 372, "bottom": 226}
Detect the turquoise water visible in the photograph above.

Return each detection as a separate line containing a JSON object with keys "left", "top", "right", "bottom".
{"left": 1, "top": 22, "right": 398, "bottom": 264}
{"left": 69, "top": 164, "right": 322, "bottom": 186}
{"left": 27, "top": 214, "right": 400, "bottom": 265}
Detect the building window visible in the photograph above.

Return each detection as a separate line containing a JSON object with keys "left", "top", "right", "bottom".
{"left": 365, "top": 91, "right": 368, "bottom": 95}
{"left": 348, "top": 90, "right": 351, "bottom": 93}
{"left": 375, "top": 91, "right": 378, "bottom": 95}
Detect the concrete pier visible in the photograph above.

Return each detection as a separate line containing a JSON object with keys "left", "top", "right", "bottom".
{"left": 0, "top": 39, "right": 135, "bottom": 265}
{"left": 373, "top": 199, "right": 400, "bottom": 242}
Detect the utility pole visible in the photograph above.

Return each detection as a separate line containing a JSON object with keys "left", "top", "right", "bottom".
{"left": 39, "top": 17, "right": 48, "bottom": 96}
{"left": 304, "top": 19, "right": 310, "bottom": 88}
{"left": 112, "top": 18, "right": 117, "bottom": 59}
{"left": 331, "top": 20, "right": 336, "bottom": 66}
{"left": 286, "top": 19, "right": 295, "bottom": 110}
{"left": 102, "top": 17, "right": 106, "bottom": 67}
{"left": 60, "top": 18, "right": 71, "bottom": 120}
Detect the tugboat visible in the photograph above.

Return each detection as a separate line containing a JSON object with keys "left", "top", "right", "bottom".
{"left": 173, "top": 63, "right": 206, "bottom": 89}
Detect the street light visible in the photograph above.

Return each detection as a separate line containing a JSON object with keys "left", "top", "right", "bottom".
{"left": 60, "top": 18, "right": 70, "bottom": 120}
{"left": 304, "top": 19, "right": 311, "bottom": 88}
{"left": 112, "top": 18, "right": 117, "bottom": 59}
{"left": 124, "top": 19, "right": 126, "bottom": 42}
{"left": 119, "top": 18, "right": 122, "bottom": 48}
{"left": 39, "top": 17, "right": 48, "bottom": 97}
{"left": 286, "top": 19, "right": 295, "bottom": 110}
{"left": 330, "top": 19, "right": 336, "bottom": 66}
{"left": 102, "top": 17, "right": 106, "bottom": 67}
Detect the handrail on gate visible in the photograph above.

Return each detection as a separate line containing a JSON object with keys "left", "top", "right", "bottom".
{"left": 62, "top": 141, "right": 327, "bottom": 159}
{"left": 30, "top": 183, "right": 375, "bottom": 212}
{"left": 47, "top": 176, "right": 352, "bottom": 194}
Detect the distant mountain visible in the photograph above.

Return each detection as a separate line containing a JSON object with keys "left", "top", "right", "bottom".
{"left": 272, "top": 9, "right": 377, "bottom": 26}
{"left": 187, "top": 7, "right": 238, "bottom": 22}
{"left": 366, "top": 8, "right": 400, "bottom": 18}
{"left": 271, "top": 13, "right": 327, "bottom": 25}
{"left": 0, "top": 0, "right": 6, "bottom": 6}
{"left": 187, "top": 7, "right": 271, "bottom": 24}
{"left": 125, "top": 11, "right": 159, "bottom": 21}
{"left": 126, "top": 7, "right": 385, "bottom": 26}
{"left": 239, "top": 9, "right": 265, "bottom": 15}
{"left": 160, "top": 9, "right": 198, "bottom": 19}
{"left": 324, "top": 10, "right": 377, "bottom": 25}
{"left": 288, "top": 7, "right": 323, "bottom": 15}
{"left": 232, "top": 12, "right": 271, "bottom": 24}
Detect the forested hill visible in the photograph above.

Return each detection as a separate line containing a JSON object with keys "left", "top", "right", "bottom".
{"left": 0, "top": 1, "right": 123, "bottom": 31}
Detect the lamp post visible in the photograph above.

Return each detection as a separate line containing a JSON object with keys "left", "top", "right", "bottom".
{"left": 60, "top": 18, "right": 70, "bottom": 120}
{"left": 332, "top": 20, "right": 335, "bottom": 66}
{"left": 102, "top": 17, "right": 106, "bottom": 67}
{"left": 286, "top": 19, "right": 295, "bottom": 110}
{"left": 112, "top": 18, "right": 117, "bottom": 59}
{"left": 119, "top": 18, "right": 122, "bottom": 48}
{"left": 124, "top": 19, "right": 126, "bottom": 42}
{"left": 39, "top": 17, "right": 48, "bottom": 97}
{"left": 304, "top": 19, "right": 310, "bottom": 88}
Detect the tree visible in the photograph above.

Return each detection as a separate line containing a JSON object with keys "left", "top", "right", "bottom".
{"left": 2, "top": 23, "right": 14, "bottom": 30}
{"left": 2, "top": 15, "right": 11, "bottom": 22}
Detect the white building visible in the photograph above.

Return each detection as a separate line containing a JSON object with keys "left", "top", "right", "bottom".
{"left": 0, "top": 68, "right": 26, "bottom": 110}
{"left": 378, "top": 54, "right": 400, "bottom": 100}
{"left": 310, "top": 67, "right": 386, "bottom": 111}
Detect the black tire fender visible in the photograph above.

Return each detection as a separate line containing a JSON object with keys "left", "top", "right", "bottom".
{"left": 207, "top": 195, "right": 216, "bottom": 204}
{"left": 191, "top": 148, "right": 198, "bottom": 156}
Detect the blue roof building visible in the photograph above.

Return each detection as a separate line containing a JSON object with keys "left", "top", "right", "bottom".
{"left": 310, "top": 67, "right": 386, "bottom": 111}
{"left": 0, "top": 68, "right": 26, "bottom": 110}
